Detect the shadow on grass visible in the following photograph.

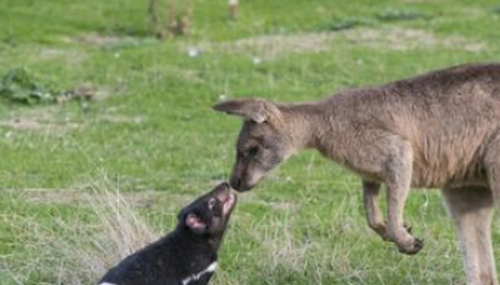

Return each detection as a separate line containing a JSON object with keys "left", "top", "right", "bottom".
{"left": 317, "top": 9, "right": 433, "bottom": 32}
{"left": 493, "top": 5, "right": 500, "bottom": 14}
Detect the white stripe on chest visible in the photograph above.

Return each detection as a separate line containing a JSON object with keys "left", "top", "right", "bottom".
{"left": 98, "top": 262, "right": 217, "bottom": 285}
{"left": 182, "top": 262, "right": 218, "bottom": 285}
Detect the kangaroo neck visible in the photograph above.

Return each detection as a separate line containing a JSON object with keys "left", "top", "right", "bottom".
{"left": 280, "top": 100, "right": 334, "bottom": 151}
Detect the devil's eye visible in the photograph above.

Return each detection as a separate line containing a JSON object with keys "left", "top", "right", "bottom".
{"left": 248, "top": 146, "right": 259, "bottom": 156}
{"left": 208, "top": 198, "right": 216, "bottom": 209}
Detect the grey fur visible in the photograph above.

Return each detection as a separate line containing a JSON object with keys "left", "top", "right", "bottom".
{"left": 214, "top": 63, "right": 500, "bottom": 285}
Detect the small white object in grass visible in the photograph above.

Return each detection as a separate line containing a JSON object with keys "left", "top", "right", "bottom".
{"left": 5, "top": 131, "right": 12, "bottom": 139}
{"left": 182, "top": 262, "right": 218, "bottom": 285}
{"left": 187, "top": 47, "right": 201, "bottom": 58}
{"left": 356, "top": 58, "right": 364, "bottom": 65}
{"left": 252, "top": 57, "right": 263, "bottom": 65}
{"left": 229, "top": 0, "right": 238, "bottom": 5}
{"left": 219, "top": 94, "right": 228, "bottom": 101}
{"left": 114, "top": 52, "right": 121, "bottom": 59}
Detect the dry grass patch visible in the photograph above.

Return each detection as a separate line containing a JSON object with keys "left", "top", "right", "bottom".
{"left": 0, "top": 188, "right": 161, "bottom": 285}
{"left": 260, "top": 218, "right": 312, "bottom": 272}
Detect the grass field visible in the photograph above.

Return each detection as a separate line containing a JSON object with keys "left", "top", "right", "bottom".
{"left": 1, "top": 0, "right": 500, "bottom": 284}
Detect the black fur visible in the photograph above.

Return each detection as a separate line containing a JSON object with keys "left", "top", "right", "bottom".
{"left": 98, "top": 183, "right": 237, "bottom": 285}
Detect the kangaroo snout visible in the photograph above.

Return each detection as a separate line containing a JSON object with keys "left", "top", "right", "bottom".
{"left": 230, "top": 176, "right": 252, "bottom": 192}
{"left": 229, "top": 177, "right": 241, "bottom": 191}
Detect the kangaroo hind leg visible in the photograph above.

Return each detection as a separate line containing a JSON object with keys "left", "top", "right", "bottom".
{"left": 442, "top": 186, "right": 497, "bottom": 285}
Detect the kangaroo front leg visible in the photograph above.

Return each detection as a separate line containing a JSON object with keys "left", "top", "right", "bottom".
{"left": 384, "top": 141, "right": 423, "bottom": 255}
{"left": 363, "top": 181, "right": 388, "bottom": 240}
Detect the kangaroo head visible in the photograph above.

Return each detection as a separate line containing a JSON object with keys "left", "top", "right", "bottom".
{"left": 213, "top": 98, "right": 295, "bottom": 192}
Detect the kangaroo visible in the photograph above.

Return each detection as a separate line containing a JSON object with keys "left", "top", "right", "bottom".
{"left": 213, "top": 63, "right": 500, "bottom": 285}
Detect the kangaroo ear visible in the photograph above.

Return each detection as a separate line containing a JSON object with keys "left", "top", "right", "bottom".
{"left": 212, "top": 98, "right": 281, "bottom": 124}
{"left": 185, "top": 213, "right": 207, "bottom": 234}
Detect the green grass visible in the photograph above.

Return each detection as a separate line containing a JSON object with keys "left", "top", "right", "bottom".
{"left": 0, "top": 0, "right": 500, "bottom": 284}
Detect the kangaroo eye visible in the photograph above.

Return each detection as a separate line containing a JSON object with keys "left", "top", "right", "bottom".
{"left": 208, "top": 198, "right": 216, "bottom": 209}
{"left": 248, "top": 146, "right": 259, "bottom": 157}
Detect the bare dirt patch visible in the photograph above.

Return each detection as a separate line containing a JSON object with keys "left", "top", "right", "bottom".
{"left": 0, "top": 117, "right": 79, "bottom": 132}
{"left": 401, "top": 0, "right": 440, "bottom": 3}
{"left": 194, "top": 33, "right": 334, "bottom": 60}
{"left": 0, "top": 105, "right": 81, "bottom": 134}
{"left": 74, "top": 34, "right": 125, "bottom": 46}
{"left": 67, "top": 33, "right": 156, "bottom": 49}
{"left": 0, "top": 83, "right": 126, "bottom": 134}
{"left": 24, "top": 189, "right": 190, "bottom": 209}
{"left": 345, "top": 27, "right": 487, "bottom": 52}
{"left": 98, "top": 114, "right": 146, "bottom": 124}
{"left": 58, "top": 84, "right": 119, "bottom": 103}
{"left": 226, "top": 33, "right": 331, "bottom": 58}
{"left": 193, "top": 27, "right": 487, "bottom": 59}
{"left": 25, "top": 188, "right": 296, "bottom": 212}
{"left": 37, "top": 48, "right": 88, "bottom": 64}
{"left": 0, "top": 118, "right": 42, "bottom": 131}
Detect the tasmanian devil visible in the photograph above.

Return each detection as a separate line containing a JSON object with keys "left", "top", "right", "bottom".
{"left": 98, "top": 182, "right": 237, "bottom": 285}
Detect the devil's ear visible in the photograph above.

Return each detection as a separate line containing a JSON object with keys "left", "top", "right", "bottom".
{"left": 185, "top": 213, "right": 207, "bottom": 234}
{"left": 212, "top": 98, "right": 281, "bottom": 124}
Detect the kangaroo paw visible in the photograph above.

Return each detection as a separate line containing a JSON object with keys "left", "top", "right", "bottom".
{"left": 397, "top": 238, "right": 424, "bottom": 255}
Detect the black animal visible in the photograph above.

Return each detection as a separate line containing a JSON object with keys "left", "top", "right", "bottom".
{"left": 98, "top": 183, "right": 237, "bottom": 285}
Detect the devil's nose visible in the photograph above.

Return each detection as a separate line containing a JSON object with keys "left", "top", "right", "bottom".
{"left": 230, "top": 177, "right": 242, "bottom": 191}
{"left": 220, "top": 182, "right": 230, "bottom": 190}
{"left": 214, "top": 182, "right": 230, "bottom": 193}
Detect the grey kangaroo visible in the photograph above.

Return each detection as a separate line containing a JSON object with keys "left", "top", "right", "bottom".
{"left": 213, "top": 63, "right": 500, "bottom": 285}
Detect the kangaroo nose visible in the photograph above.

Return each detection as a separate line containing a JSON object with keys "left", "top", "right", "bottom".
{"left": 230, "top": 177, "right": 242, "bottom": 190}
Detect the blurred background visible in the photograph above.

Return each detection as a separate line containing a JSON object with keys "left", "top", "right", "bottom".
{"left": 0, "top": 0, "right": 499, "bottom": 284}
